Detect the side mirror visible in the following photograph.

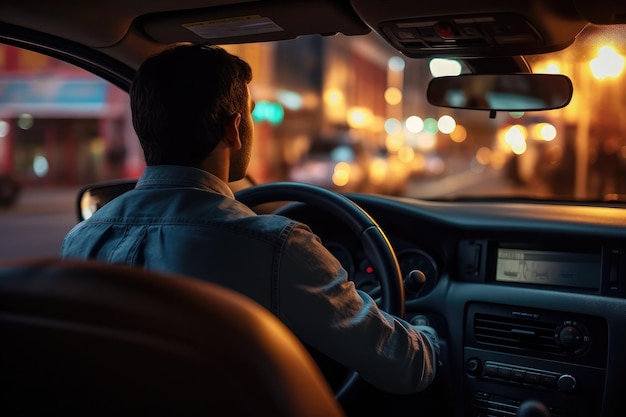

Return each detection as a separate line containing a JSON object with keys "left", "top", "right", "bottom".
{"left": 76, "top": 176, "right": 258, "bottom": 222}
{"left": 77, "top": 179, "right": 137, "bottom": 222}
{"left": 427, "top": 73, "right": 573, "bottom": 111}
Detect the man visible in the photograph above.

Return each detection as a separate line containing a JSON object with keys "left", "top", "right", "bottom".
{"left": 61, "top": 44, "right": 439, "bottom": 395}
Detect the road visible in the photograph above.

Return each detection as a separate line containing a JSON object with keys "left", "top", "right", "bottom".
{"left": 407, "top": 166, "right": 552, "bottom": 200}
{"left": 0, "top": 187, "right": 79, "bottom": 260}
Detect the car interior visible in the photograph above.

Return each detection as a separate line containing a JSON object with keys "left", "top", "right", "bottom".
{"left": 1, "top": 1, "right": 626, "bottom": 416}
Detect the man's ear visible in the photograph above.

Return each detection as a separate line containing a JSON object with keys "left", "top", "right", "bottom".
{"left": 223, "top": 112, "right": 242, "bottom": 150}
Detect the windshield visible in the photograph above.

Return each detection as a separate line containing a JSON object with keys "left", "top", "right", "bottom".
{"left": 234, "top": 23, "right": 626, "bottom": 202}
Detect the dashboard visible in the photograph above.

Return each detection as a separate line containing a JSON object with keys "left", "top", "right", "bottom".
{"left": 277, "top": 194, "right": 626, "bottom": 417}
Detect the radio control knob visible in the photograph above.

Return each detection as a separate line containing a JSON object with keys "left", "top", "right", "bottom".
{"left": 516, "top": 400, "right": 550, "bottom": 417}
{"left": 465, "top": 358, "right": 481, "bottom": 376}
{"left": 558, "top": 325, "right": 582, "bottom": 350}
{"left": 557, "top": 374, "right": 576, "bottom": 392}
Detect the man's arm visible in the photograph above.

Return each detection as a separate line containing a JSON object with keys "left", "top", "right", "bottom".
{"left": 277, "top": 223, "right": 439, "bottom": 395}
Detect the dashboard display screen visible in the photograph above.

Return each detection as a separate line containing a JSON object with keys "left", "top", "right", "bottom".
{"left": 495, "top": 248, "right": 601, "bottom": 289}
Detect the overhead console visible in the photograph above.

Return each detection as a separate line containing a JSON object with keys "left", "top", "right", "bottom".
{"left": 378, "top": 14, "right": 572, "bottom": 58}
{"left": 350, "top": 0, "right": 588, "bottom": 57}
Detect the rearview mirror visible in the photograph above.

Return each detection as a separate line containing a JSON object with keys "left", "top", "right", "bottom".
{"left": 427, "top": 74, "right": 573, "bottom": 111}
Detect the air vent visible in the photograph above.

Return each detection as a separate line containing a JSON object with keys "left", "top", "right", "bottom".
{"left": 474, "top": 313, "right": 560, "bottom": 354}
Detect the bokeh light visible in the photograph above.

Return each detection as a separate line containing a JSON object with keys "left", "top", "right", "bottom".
{"left": 531, "top": 123, "right": 557, "bottom": 141}
{"left": 385, "top": 134, "right": 404, "bottom": 153}
{"left": 347, "top": 107, "right": 373, "bottom": 128}
{"left": 590, "top": 46, "right": 625, "bottom": 79}
{"left": 33, "top": 155, "right": 49, "bottom": 177}
{"left": 323, "top": 88, "right": 344, "bottom": 107}
{"left": 450, "top": 125, "right": 467, "bottom": 143}
{"left": 332, "top": 162, "right": 351, "bottom": 187}
{"left": 17, "top": 114, "right": 34, "bottom": 130}
{"left": 0, "top": 120, "right": 9, "bottom": 137}
{"left": 423, "top": 118, "right": 439, "bottom": 135}
{"left": 505, "top": 125, "right": 528, "bottom": 155}
{"left": 384, "top": 87, "right": 403, "bottom": 105}
{"left": 405, "top": 116, "right": 424, "bottom": 133}
{"left": 384, "top": 118, "right": 402, "bottom": 134}
{"left": 397, "top": 146, "right": 415, "bottom": 164}
{"left": 475, "top": 147, "right": 492, "bottom": 165}
{"left": 388, "top": 56, "right": 406, "bottom": 72}
{"left": 438, "top": 115, "right": 456, "bottom": 134}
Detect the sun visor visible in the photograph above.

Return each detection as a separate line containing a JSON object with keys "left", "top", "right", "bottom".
{"left": 138, "top": 0, "right": 370, "bottom": 44}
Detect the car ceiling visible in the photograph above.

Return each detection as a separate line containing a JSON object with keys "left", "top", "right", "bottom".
{"left": 1, "top": 0, "right": 625, "bottom": 72}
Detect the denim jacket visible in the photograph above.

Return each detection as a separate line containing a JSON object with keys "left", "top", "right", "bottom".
{"left": 61, "top": 165, "right": 437, "bottom": 394}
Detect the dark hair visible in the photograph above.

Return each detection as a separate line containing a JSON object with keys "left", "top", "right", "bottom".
{"left": 130, "top": 44, "right": 253, "bottom": 166}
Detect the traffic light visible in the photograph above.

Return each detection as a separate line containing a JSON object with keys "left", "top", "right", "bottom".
{"left": 252, "top": 100, "right": 284, "bottom": 125}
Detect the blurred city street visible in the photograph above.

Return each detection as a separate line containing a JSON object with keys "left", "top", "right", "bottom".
{"left": 0, "top": 168, "right": 543, "bottom": 261}
{"left": 407, "top": 167, "right": 551, "bottom": 200}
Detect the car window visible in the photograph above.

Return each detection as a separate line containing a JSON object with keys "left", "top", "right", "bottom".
{"left": 1, "top": 23, "right": 625, "bottom": 259}
{"left": 0, "top": 46, "right": 142, "bottom": 259}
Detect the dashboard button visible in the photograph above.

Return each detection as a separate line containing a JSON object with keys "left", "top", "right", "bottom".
{"left": 525, "top": 371, "right": 541, "bottom": 384}
{"left": 497, "top": 367, "right": 512, "bottom": 379}
{"left": 539, "top": 374, "right": 557, "bottom": 388}
{"left": 484, "top": 363, "right": 499, "bottom": 377}
{"left": 474, "top": 391, "right": 490, "bottom": 400}
{"left": 511, "top": 368, "right": 526, "bottom": 382}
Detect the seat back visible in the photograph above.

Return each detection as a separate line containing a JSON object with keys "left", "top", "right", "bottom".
{"left": 0, "top": 258, "right": 345, "bottom": 417}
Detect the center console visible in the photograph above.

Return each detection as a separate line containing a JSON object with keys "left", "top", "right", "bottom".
{"left": 463, "top": 302, "right": 607, "bottom": 417}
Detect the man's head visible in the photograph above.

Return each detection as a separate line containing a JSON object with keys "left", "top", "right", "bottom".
{"left": 130, "top": 44, "right": 253, "bottom": 180}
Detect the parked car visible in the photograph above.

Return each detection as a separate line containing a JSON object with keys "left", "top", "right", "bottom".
{"left": 0, "top": 174, "right": 20, "bottom": 206}
{"left": 289, "top": 134, "right": 409, "bottom": 195}
{"left": 1, "top": 1, "right": 626, "bottom": 416}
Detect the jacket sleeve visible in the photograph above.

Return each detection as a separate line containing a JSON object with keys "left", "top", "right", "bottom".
{"left": 276, "top": 222, "right": 438, "bottom": 394}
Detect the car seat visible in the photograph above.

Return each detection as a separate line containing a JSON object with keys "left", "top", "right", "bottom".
{"left": 0, "top": 258, "right": 345, "bottom": 417}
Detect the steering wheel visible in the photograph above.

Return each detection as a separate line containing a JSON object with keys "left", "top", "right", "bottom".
{"left": 235, "top": 182, "right": 405, "bottom": 399}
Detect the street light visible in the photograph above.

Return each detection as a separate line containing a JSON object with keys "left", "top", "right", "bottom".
{"left": 590, "top": 46, "right": 625, "bottom": 80}
{"left": 347, "top": 106, "right": 373, "bottom": 129}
